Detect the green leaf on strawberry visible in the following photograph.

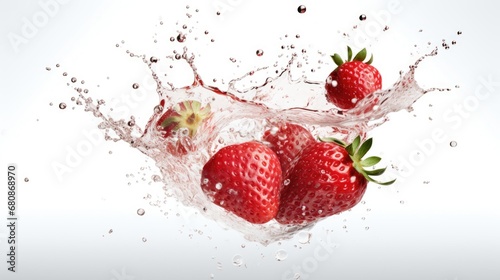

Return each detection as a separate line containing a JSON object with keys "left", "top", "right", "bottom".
{"left": 322, "top": 135, "right": 395, "bottom": 186}
{"left": 158, "top": 100, "right": 211, "bottom": 138}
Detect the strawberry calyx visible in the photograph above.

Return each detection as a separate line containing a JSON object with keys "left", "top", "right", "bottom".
{"left": 320, "top": 135, "right": 395, "bottom": 185}
{"left": 160, "top": 100, "right": 211, "bottom": 137}
{"left": 331, "top": 46, "right": 374, "bottom": 69}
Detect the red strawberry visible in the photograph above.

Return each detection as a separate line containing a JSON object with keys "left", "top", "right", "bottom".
{"left": 155, "top": 100, "right": 211, "bottom": 155}
{"left": 200, "top": 141, "right": 283, "bottom": 224}
{"left": 263, "top": 122, "right": 316, "bottom": 177}
{"left": 275, "top": 136, "right": 394, "bottom": 225}
{"left": 325, "top": 47, "right": 382, "bottom": 110}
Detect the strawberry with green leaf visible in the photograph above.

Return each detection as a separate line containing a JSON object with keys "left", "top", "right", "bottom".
{"left": 325, "top": 47, "right": 382, "bottom": 110}
{"left": 276, "top": 136, "right": 394, "bottom": 225}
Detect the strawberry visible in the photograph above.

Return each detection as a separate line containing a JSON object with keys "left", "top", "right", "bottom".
{"left": 262, "top": 122, "right": 316, "bottom": 177}
{"left": 325, "top": 47, "right": 382, "bottom": 110}
{"left": 200, "top": 141, "right": 283, "bottom": 224}
{"left": 275, "top": 136, "right": 394, "bottom": 225}
{"left": 155, "top": 100, "right": 211, "bottom": 155}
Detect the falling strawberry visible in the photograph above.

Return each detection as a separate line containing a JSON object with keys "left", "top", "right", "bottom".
{"left": 262, "top": 122, "right": 316, "bottom": 177}
{"left": 155, "top": 100, "right": 211, "bottom": 155}
{"left": 200, "top": 141, "right": 283, "bottom": 224}
{"left": 275, "top": 136, "right": 394, "bottom": 225}
{"left": 325, "top": 47, "right": 382, "bottom": 110}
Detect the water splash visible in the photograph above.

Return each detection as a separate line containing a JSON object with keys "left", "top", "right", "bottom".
{"left": 51, "top": 8, "right": 454, "bottom": 245}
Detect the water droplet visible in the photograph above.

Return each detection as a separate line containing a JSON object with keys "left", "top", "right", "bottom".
{"left": 177, "top": 33, "right": 186, "bottom": 42}
{"left": 229, "top": 57, "right": 237, "bottom": 63}
{"left": 283, "top": 179, "right": 290, "bottom": 186}
{"left": 108, "top": 229, "right": 113, "bottom": 234}
{"left": 297, "top": 5, "right": 306, "bottom": 13}
{"left": 215, "top": 182, "right": 222, "bottom": 190}
{"left": 365, "top": 226, "right": 370, "bottom": 231}
{"left": 132, "top": 83, "right": 139, "bottom": 89}
{"left": 452, "top": 40, "right": 457, "bottom": 45}
{"left": 55, "top": 63, "right": 60, "bottom": 67}
{"left": 331, "top": 80, "right": 338, "bottom": 87}
{"left": 232, "top": 254, "right": 244, "bottom": 266}
{"left": 24, "top": 177, "right": 29, "bottom": 182}
{"left": 170, "top": 37, "right": 175, "bottom": 42}
{"left": 275, "top": 249, "right": 288, "bottom": 261}
{"left": 45, "top": 67, "right": 51, "bottom": 71}
{"left": 228, "top": 189, "right": 238, "bottom": 195}
{"left": 457, "top": 30, "right": 462, "bottom": 35}
{"left": 137, "top": 208, "right": 145, "bottom": 216}
{"left": 59, "top": 102, "right": 67, "bottom": 109}
{"left": 400, "top": 200, "right": 405, "bottom": 204}
{"left": 216, "top": 11, "right": 221, "bottom": 15}
{"left": 256, "top": 49, "right": 264, "bottom": 56}
{"left": 142, "top": 237, "right": 147, "bottom": 242}
{"left": 127, "top": 120, "right": 135, "bottom": 126}
{"left": 450, "top": 141, "right": 457, "bottom": 147}
{"left": 62, "top": 72, "right": 68, "bottom": 76}
{"left": 150, "top": 56, "right": 158, "bottom": 63}
{"left": 298, "top": 231, "right": 311, "bottom": 244}
{"left": 151, "top": 175, "right": 162, "bottom": 182}
{"left": 154, "top": 105, "right": 163, "bottom": 114}
{"left": 175, "top": 54, "right": 182, "bottom": 60}
{"left": 359, "top": 14, "right": 367, "bottom": 21}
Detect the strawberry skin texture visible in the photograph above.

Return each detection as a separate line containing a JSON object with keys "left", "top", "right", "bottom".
{"left": 263, "top": 123, "right": 316, "bottom": 177}
{"left": 325, "top": 61, "right": 382, "bottom": 110}
{"left": 276, "top": 142, "right": 367, "bottom": 225}
{"left": 201, "top": 141, "right": 283, "bottom": 224}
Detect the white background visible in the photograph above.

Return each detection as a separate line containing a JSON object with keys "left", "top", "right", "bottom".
{"left": 1, "top": 0, "right": 500, "bottom": 279}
